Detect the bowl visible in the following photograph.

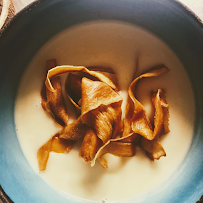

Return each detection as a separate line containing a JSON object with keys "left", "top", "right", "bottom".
{"left": 0, "top": 0, "right": 203, "bottom": 202}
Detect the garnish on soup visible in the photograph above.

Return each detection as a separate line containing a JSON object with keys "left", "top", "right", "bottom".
{"left": 37, "top": 59, "right": 169, "bottom": 171}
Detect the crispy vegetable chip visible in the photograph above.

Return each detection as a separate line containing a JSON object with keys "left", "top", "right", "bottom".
{"left": 79, "top": 128, "right": 102, "bottom": 162}
{"left": 138, "top": 89, "right": 169, "bottom": 160}
{"left": 59, "top": 116, "right": 87, "bottom": 140}
{"left": 51, "top": 134, "right": 75, "bottom": 153}
{"left": 65, "top": 73, "right": 82, "bottom": 112}
{"left": 45, "top": 65, "right": 118, "bottom": 92}
{"left": 140, "top": 138, "right": 166, "bottom": 160}
{"left": 39, "top": 61, "right": 170, "bottom": 171}
{"left": 152, "top": 89, "right": 170, "bottom": 138}
{"left": 37, "top": 137, "right": 52, "bottom": 171}
{"left": 87, "top": 66, "right": 119, "bottom": 90}
{"left": 91, "top": 133, "right": 138, "bottom": 167}
{"left": 37, "top": 133, "right": 75, "bottom": 171}
{"left": 81, "top": 78, "right": 123, "bottom": 143}
{"left": 127, "top": 65, "right": 169, "bottom": 140}
{"left": 41, "top": 59, "right": 68, "bottom": 127}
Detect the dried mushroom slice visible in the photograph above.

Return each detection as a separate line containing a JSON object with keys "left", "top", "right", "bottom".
{"left": 127, "top": 65, "right": 169, "bottom": 140}
{"left": 81, "top": 78, "right": 123, "bottom": 143}
{"left": 37, "top": 133, "right": 75, "bottom": 171}
{"left": 41, "top": 59, "right": 68, "bottom": 127}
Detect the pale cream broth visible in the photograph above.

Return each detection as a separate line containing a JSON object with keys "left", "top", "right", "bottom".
{"left": 15, "top": 21, "right": 195, "bottom": 201}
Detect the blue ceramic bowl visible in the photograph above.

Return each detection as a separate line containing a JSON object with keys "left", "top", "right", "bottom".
{"left": 0, "top": 0, "right": 203, "bottom": 202}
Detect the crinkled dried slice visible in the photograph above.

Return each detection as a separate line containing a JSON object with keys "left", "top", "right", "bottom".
{"left": 91, "top": 133, "right": 138, "bottom": 168}
{"left": 81, "top": 77, "right": 122, "bottom": 116}
{"left": 45, "top": 65, "right": 118, "bottom": 93}
{"left": 81, "top": 78, "right": 123, "bottom": 143}
{"left": 87, "top": 66, "right": 119, "bottom": 90}
{"left": 140, "top": 137, "right": 166, "bottom": 160}
{"left": 138, "top": 89, "right": 169, "bottom": 160}
{"left": 79, "top": 128, "right": 102, "bottom": 162}
{"left": 37, "top": 137, "right": 52, "bottom": 171}
{"left": 59, "top": 116, "right": 87, "bottom": 140}
{"left": 159, "top": 91, "right": 170, "bottom": 135}
{"left": 82, "top": 104, "right": 123, "bottom": 143}
{"left": 123, "top": 96, "right": 135, "bottom": 137}
{"left": 65, "top": 73, "right": 82, "bottom": 112}
{"left": 37, "top": 133, "right": 75, "bottom": 171}
{"left": 152, "top": 89, "right": 170, "bottom": 138}
{"left": 51, "top": 134, "right": 75, "bottom": 153}
{"left": 98, "top": 156, "right": 108, "bottom": 169}
{"left": 41, "top": 59, "right": 68, "bottom": 127}
{"left": 128, "top": 65, "right": 169, "bottom": 140}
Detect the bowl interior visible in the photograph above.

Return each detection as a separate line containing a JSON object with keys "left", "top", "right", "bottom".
{"left": 0, "top": 0, "right": 203, "bottom": 203}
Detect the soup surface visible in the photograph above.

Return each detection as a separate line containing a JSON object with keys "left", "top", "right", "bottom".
{"left": 15, "top": 21, "right": 195, "bottom": 202}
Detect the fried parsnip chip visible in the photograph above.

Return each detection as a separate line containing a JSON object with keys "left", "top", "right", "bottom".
{"left": 81, "top": 78, "right": 123, "bottom": 143}
{"left": 37, "top": 133, "right": 75, "bottom": 171}
{"left": 127, "top": 65, "right": 169, "bottom": 140}
{"left": 139, "top": 89, "right": 169, "bottom": 160}
{"left": 87, "top": 66, "right": 119, "bottom": 90}
{"left": 65, "top": 73, "right": 82, "bottom": 112}
{"left": 41, "top": 59, "right": 68, "bottom": 127}
{"left": 45, "top": 65, "right": 118, "bottom": 92}
{"left": 79, "top": 128, "right": 102, "bottom": 162}
{"left": 37, "top": 137, "right": 52, "bottom": 171}
{"left": 154, "top": 90, "right": 170, "bottom": 135}
{"left": 91, "top": 133, "right": 138, "bottom": 168}
{"left": 140, "top": 138, "right": 166, "bottom": 160}
{"left": 39, "top": 61, "right": 170, "bottom": 170}
{"left": 59, "top": 116, "right": 87, "bottom": 140}
{"left": 152, "top": 89, "right": 170, "bottom": 137}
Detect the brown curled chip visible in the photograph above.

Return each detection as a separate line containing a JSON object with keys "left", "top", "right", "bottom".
{"left": 138, "top": 89, "right": 169, "bottom": 160}
{"left": 127, "top": 65, "right": 169, "bottom": 140}
{"left": 158, "top": 91, "right": 170, "bottom": 135}
{"left": 65, "top": 73, "right": 82, "bottom": 113}
{"left": 79, "top": 128, "right": 102, "bottom": 162}
{"left": 98, "top": 156, "right": 108, "bottom": 168}
{"left": 39, "top": 61, "right": 170, "bottom": 170}
{"left": 87, "top": 66, "right": 120, "bottom": 90}
{"left": 37, "top": 137, "right": 52, "bottom": 171}
{"left": 45, "top": 65, "right": 119, "bottom": 92}
{"left": 51, "top": 134, "right": 75, "bottom": 153}
{"left": 81, "top": 78, "right": 123, "bottom": 143}
{"left": 59, "top": 116, "right": 87, "bottom": 140}
{"left": 41, "top": 59, "right": 69, "bottom": 127}
{"left": 152, "top": 89, "right": 170, "bottom": 138}
{"left": 37, "top": 133, "right": 75, "bottom": 171}
{"left": 91, "top": 133, "right": 138, "bottom": 167}
{"left": 80, "top": 77, "right": 122, "bottom": 116}
{"left": 140, "top": 138, "right": 166, "bottom": 160}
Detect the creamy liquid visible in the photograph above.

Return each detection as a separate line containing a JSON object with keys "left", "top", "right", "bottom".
{"left": 15, "top": 21, "right": 195, "bottom": 202}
